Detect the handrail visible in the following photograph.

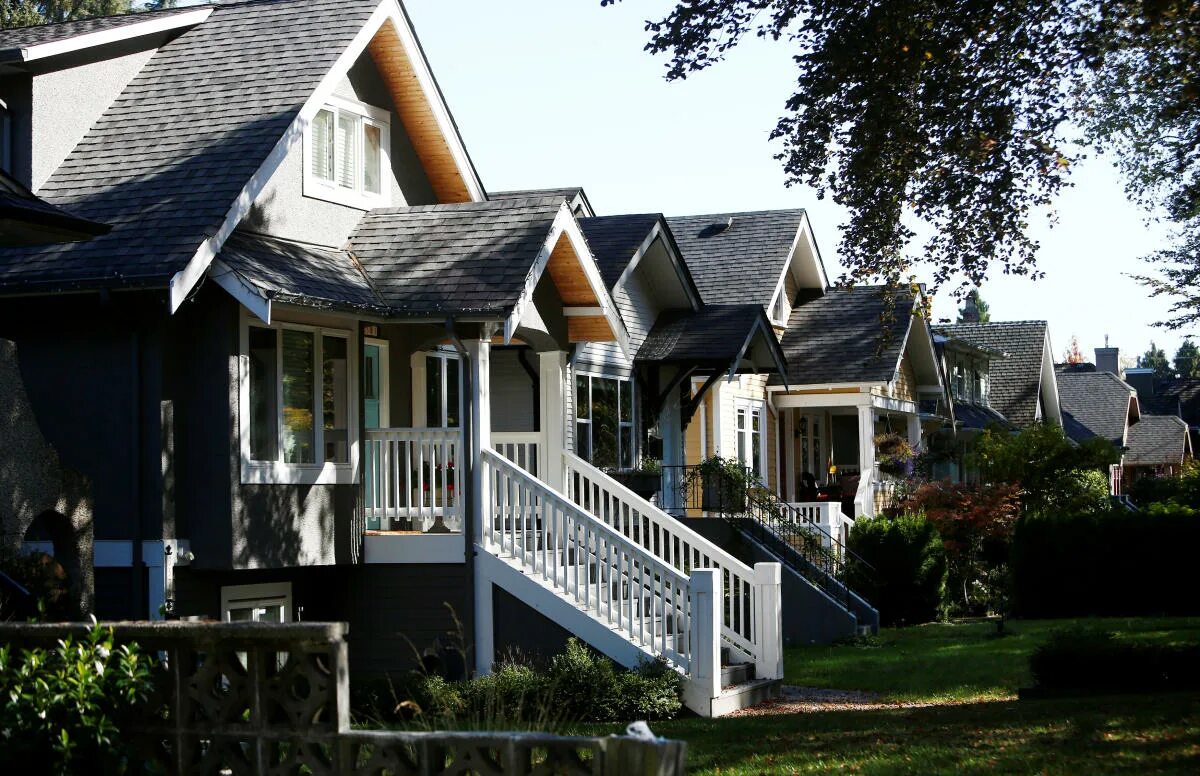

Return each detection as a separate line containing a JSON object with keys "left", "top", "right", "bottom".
{"left": 562, "top": 451, "right": 759, "bottom": 662}
{"left": 492, "top": 431, "right": 542, "bottom": 476}
{"left": 483, "top": 449, "right": 693, "bottom": 671}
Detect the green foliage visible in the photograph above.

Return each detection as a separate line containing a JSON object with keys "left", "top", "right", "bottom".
{"left": 1029, "top": 629, "right": 1200, "bottom": 693}
{"left": 969, "top": 422, "right": 1118, "bottom": 516}
{"left": 847, "top": 513, "right": 947, "bottom": 627}
{"left": 956, "top": 289, "right": 990, "bottom": 323}
{"left": 0, "top": 620, "right": 158, "bottom": 775}
{"left": 1127, "top": 461, "right": 1200, "bottom": 508}
{"left": 0, "top": 550, "right": 72, "bottom": 621}
{"left": 1011, "top": 509, "right": 1200, "bottom": 618}
{"left": 1137, "top": 341, "right": 1174, "bottom": 379}
{"left": 1174, "top": 340, "right": 1200, "bottom": 378}
{"left": 0, "top": 1, "right": 130, "bottom": 29}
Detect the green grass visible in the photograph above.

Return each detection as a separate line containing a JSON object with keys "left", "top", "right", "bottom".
{"left": 576, "top": 617, "right": 1200, "bottom": 774}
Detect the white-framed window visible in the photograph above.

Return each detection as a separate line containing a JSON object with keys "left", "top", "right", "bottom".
{"left": 575, "top": 373, "right": 635, "bottom": 470}
{"left": 412, "top": 348, "right": 462, "bottom": 428}
{"left": 735, "top": 399, "right": 767, "bottom": 480}
{"left": 304, "top": 95, "right": 391, "bottom": 210}
{"left": 221, "top": 582, "right": 292, "bottom": 623}
{"left": 240, "top": 314, "right": 358, "bottom": 485}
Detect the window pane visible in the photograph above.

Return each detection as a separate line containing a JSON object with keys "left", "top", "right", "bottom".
{"left": 575, "top": 375, "right": 590, "bottom": 419}
{"left": 576, "top": 422, "right": 591, "bottom": 461}
{"left": 323, "top": 336, "right": 349, "bottom": 464}
{"left": 311, "top": 109, "right": 334, "bottom": 181}
{"left": 281, "top": 329, "right": 315, "bottom": 464}
{"left": 248, "top": 327, "right": 278, "bottom": 461}
{"left": 619, "top": 380, "right": 632, "bottom": 421}
{"left": 363, "top": 122, "right": 382, "bottom": 195}
{"left": 445, "top": 357, "right": 460, "bottom": 428}
{"left": 592, "top": 378, "right": 619, "bottom": 469}
{"left": 426, "top": 356, "right": 442, "bottom": 427}
{"left": 336, "top": 112, "right": 358, "bottom": 189}
{"left": 620, "top": 426, "right": 633, "bottom": 470}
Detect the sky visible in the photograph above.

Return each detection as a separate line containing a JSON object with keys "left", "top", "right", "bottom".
{"left": 403, "top": 0, "right": 1193, "bottom": 367}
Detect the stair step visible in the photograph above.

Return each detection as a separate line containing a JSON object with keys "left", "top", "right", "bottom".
{"left": 721, "top": 662, "right": 755, "bottom": 687}
{"left": 710, "top": 678, "right": 782, "bottom": 717}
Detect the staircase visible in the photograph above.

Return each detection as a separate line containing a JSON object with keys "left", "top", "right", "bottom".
{"left": 477, "top": 449, "right": 782, "bottom": 717}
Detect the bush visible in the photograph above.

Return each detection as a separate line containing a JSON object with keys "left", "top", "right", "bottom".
{"left": 847, "top": 513, "right": 947, "bottom": 626}
{"left": 1011, "top": 508, "right": 1200, "bottom": 618}
{"left": 1128, "top": 461, "right": 1200, "bottom": 508}
{"left": 1029, "top": 629, "right": 1200, "bottom": 693}
{"left": 0, "top": 621, "right": 158, "bottom": 775}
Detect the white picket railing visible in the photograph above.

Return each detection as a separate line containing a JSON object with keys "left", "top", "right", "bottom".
{"left": 492, "top": 432, "right": 542, "bottom": 477}
{"left": 482, "top": 450, "right": 694, "bottom": 670}
{"left": 562, "top": 452, "right": 764, "bottom": 666}
{"left": 364, "top": 428, "right": 462, "bottom": 532}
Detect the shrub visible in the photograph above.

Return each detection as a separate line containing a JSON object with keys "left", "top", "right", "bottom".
{"left": 1029, "top": 629, "right": 1200, "bottom": 692}
{"left": 1128, "top": 461, "right": 1200, "bottom": 508}
{"left": 1011, "top": 508, "right": 1200, "bottom": 617}
{"left": 0, "top": 621, "right": 158, "bottom": 775}
{"left": 847, "top": 513, "right": 947, "bottom": 626}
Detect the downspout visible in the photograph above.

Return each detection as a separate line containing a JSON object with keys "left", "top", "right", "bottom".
{"left": 445, "top": 318, "right": 475, "bottom": 674}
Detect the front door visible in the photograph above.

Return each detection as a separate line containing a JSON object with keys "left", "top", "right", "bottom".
{"left": 363, "top": 340, "right": 388, "bottom": 529}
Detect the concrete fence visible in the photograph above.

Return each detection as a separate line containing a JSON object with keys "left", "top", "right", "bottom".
{"left": 0, "top": 621, "right": 687, "bottom": 775}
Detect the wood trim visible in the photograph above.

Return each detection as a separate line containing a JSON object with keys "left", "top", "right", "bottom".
{"left": 567, "top": 316, "right": 615, "bottom": 342}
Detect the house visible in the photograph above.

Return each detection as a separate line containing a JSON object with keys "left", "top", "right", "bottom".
{"left": 0, "top": 0, "right": 793, "bottom": 716}
{"left": 927, "top": 329, "right": 1013, "bottom": 481}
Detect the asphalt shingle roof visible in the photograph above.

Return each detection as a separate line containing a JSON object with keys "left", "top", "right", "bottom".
{"left": 954, "top": 401, "right": 1015, "bottom": 432}
{"left": 0, "top": 5, "right": 206, "bottom": 54}
{"left": 0, "top": 169, "right": 109, "bottom": 243}
{"left": 773, "top": 286, "right": 914, "bottom": 385}
{"left": 1055, "top": 369, "right": 1136, "bottom": 447}
{"left": 217, "top": 231, "right": 384, "bottom": 314}
{"left": 0, "top": 0, "right": 381, "bottom": 293}
{"left": 667, "top": 210, "right": 804, "bottom": 308}
{"left": 935, "top": 322, "right": 1049, "bottom": 428}
{"left": 348, "top": 197, "right": 567, "bottom": 315}
{"left": 578, "top": 214, "right": 662, "bottom": 290}
{"left": 637, "top": 304, "right": 777, "bottom": 366}
{"left": 491, "top": 188, "right": 584, "bottom": 203}
{"left": 1125, "top": 415, "right": 1190, "bottom": 466}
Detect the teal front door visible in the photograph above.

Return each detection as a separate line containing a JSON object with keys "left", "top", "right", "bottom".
{"left": 364, "top": 343, "right": 384, "bottom": 529}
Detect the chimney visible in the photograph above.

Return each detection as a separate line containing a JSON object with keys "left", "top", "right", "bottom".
{"left": 1123, "top": 368, "right": 1156, "bottom": 403}
{"left": 1095, "top": 343, "right": 1119, "bottom": 375}
{"left": 959, "top": 295, "right": 980, "bottom": 323}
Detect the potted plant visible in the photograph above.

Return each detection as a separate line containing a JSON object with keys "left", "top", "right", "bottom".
{"left": 875, "top": 432, "right": 915, "bottom": 477}
{"left": 610, "top": 458, "right": 662, "bottom": 499}
{"left": 683, "top": 457, "right": 751, "bottom": 513}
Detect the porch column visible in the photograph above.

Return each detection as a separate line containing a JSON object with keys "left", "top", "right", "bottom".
{"left": 660, "top": 387, "right": 683, "bottom": 513}
{"left": 466, "top": 334, "right": 493, "bottom": 677}
{"left": 538, "top": 350, "right": 567, "bottom": 490}
{"left": 857, "top": 404, "right": 876, "bottom": 518}
{"left": 783, "top": 409, "right": 796, "bottom": 501}
{"left": 906, "top": 413, "right": 922, "bottom": 453}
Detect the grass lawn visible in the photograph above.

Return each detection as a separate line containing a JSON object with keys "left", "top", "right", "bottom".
{"left": 582, "top": 617, "right": 1200, "bottom": 774}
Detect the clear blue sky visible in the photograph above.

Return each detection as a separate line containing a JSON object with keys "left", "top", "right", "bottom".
{"left": 404, "top": 0, "right": 1192, "bottom": 367}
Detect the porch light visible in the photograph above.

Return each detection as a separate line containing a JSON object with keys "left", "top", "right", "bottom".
{"left": 828, "top": 464, "right": 837, "bottom": 475}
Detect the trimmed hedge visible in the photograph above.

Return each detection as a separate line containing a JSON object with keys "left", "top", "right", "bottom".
{"left": 1030, "top": 630, "right": 1200, "bottom": 693}
{"left": 847, "top": 513, "right": 947, "bottom": 626}
{"left": 1011, "top": 508, "right": 1200, "bottom": 618}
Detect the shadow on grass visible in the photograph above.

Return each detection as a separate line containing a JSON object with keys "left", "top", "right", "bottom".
{"left": 638, "top": 693, "right": 1200, "bottom": 775}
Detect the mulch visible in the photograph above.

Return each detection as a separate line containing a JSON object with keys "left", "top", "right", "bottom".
{"left": 729, "top": 685, "right": 967, "bottom": 717}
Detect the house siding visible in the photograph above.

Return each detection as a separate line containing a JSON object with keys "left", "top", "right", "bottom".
{"left": 892, "top": 356, "right": 918, "bottom": 403}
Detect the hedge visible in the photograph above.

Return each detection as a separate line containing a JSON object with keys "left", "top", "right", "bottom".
{"left": 1029, "top": 629, "right": 1200, "bottom": 693}
{"left": 1011, "top": 508, "right": 1200, "bottom": 618}
{"left": 847, "top": 513, "right": 947, "bottom": 626}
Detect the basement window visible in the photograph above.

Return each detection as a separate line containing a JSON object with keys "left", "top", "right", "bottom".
{"left": 304, "top": 96, "right": 390, "bottom": 209}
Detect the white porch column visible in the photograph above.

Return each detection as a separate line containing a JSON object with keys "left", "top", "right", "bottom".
{"left": 660, "top": 387, "right": 683, "bottom": 513}
{"left": 857, "top": 404, "right": 876, "bottom": 518}
{"left": 906, "top": 413, "right": 922, "bottom": 453}
{"left": 709, "top": 380, "right": 724, "bottom": 457}
{"left": 466, "top": 335, "right": 494, "bottom": 677}
{"left": 538, "top": 350, "right": 567, "bottom": 490}
{"left": 783, "top": 409, "right": 796, "bottom": 501}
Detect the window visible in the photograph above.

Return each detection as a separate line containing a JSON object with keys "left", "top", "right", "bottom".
{"left": 221, "top": 582, "right": 292, "bottom": 623}
{"left": 736, "top": 400, "right": 766, "bottom": 480}
{"left": 425, "top": 350, "right": 461, "bottom": 428}
{"left": 575, "top": 374, "right": 635, "bottom": 470}
{"left": 951, "top": 358, "right": 966, "bottom": 400}
{"left": 305, "top": 96, "right": 390, "bottom": 209}
{"left": 242, "top": 317, "right": 356, "bottom": 484}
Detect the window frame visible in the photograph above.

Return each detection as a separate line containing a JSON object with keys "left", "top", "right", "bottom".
{"left": 220, "top": 582, "right": 293, "bottom": 623}
{"left": 303, "top": 95, "right": 392, "bottom": 211}
{"left": 412, "top": 348, "right": 463, "bottom": 429}
{"left": 735, "top": 398, "right": 767, "bottom": 482}
{"left": 574, "top": 372, "right": 637, "bottom": 471}
{"left": 238, "top": 312, "right": 359, "bottom": 485}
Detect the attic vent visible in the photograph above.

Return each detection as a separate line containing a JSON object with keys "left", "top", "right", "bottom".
{"left": 698, "top": 217, "right": 734, "bottom": 238}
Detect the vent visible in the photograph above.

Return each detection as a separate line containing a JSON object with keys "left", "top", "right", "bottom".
{"left": 698, "top": 217, "right": 734, "bottom": 238}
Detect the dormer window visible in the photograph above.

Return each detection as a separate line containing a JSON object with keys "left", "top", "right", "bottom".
{"left": 304, "top": 96, "right": 390, "bottom": 209}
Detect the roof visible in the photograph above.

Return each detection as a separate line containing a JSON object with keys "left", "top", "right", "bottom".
{"left": 636, "top": 304, "right": 786, "bottom": 380}
{"left": 1055, "top": 369, "right": 1137, "bottom": 447}
{"left": 492, "top": 188, "right": 585, "bottom": 203}
{"left": 216, "top": 231, "right": 385, "bottom": 314}
{"left": 772, "top": 286, "right": 915, "bottom": 385}
{"left": 1125, "top": 414, "right": 1191, "bottom": 466}
{"left": 0, "top": 169, "right": 109, "bottom": 246}
{"left": 935, "top": 321, "right": 1049, "bottom": 427}
{"left": 578, "top": 214, "right": 664, "bottom": 290}
{"left": 1147, "top": 378, "right": 1200, "bottom": 423}
{"left": 348, "top": 197, "right": 565, "bottom": 315}
{"left": 667, "top": 209, "right": 805, "bottom": 307}
{"left": 953, "top": 401, "right": 1015, "bottom": 432}
{"left": 0, "top": 0, "right": 384, "bottom": 294}
{"left": 0, "top": 5, "right": 205, "bottom": 55}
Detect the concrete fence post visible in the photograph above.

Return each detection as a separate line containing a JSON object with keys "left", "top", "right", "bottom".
{"left": 753, "top": 562, "right": 784, "bottom": 680}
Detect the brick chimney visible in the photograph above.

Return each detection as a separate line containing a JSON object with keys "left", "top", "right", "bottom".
{"left": 959, "top": 295, "right": 980, "bottom": 323}
{"left": 1095, "top": 339, "right": 1119, "bottom": 375}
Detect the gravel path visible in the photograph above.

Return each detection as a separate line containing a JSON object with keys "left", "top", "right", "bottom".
{"left": 730, "top": 685, "right": 953, "bottom": 716}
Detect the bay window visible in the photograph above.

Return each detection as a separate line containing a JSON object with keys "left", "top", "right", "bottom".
{"left": 242, "top": 318, "right": 356, "bottom": 484}
{"left": 305, "top": 96, "right": 390, "bottom": 209}
{"left": 575, "top": 374, "right": 635, "bottom": 470}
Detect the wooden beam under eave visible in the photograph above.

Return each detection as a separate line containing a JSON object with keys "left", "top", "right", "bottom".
{"left": 568, "top": 316, "right": 615, "bottom": 343}
{"left": 367, "top": 20, "right": 472, "bottom": 204}
{"left": 545, "top": 232, "right": 598, "bottom": 307}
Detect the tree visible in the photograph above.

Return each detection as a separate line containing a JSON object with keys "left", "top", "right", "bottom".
{"left": 1062, "top": 336, "right": 1086, "bottom": 365}
{"left": 1138, "top": 341, "right": 1173, "bottom": 379}
{"left": 1, "top": 1, "right": 130, "bottom": 29}
{"left": 956, "top": 288, "right": 990, "bottom": 323}
{"left": 1174, "top": 340, "right": 1200, "bottom": 378}
{"left": 606, "top": 1, "right": 1200, "bottom": 319}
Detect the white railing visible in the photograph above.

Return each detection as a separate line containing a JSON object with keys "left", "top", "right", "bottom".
{"left": 492, "top": 432, "right": 542, "bottom": 477}
{"left": 364, "top": 428, "right": 462, "bottom": 533}
{"left": 482, "top": 450, "right": 694, "bottom": 671}
{"left": 784, "top": 501, "right": 851, "bottom": 551}
{"left": 562, "top": 452, "right": 768, "bottom": 669}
